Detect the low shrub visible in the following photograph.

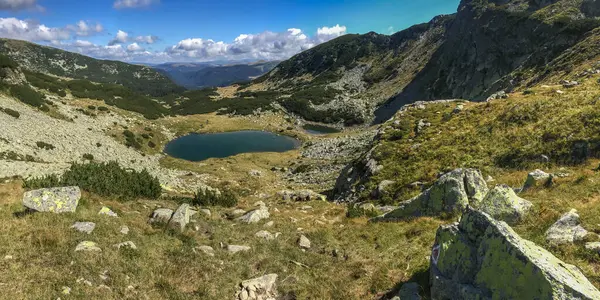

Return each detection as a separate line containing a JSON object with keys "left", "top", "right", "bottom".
{"left": 36, "top": 141, "right": 55, "bottom": 150}
{"left": 24, "top": 161, "right": 161, "bottom": 200}
{"left": 346, "top": 204, "right": 380, "bottom": 219}
{"left": 10, "top": 85, "right": 45, "bottom": 108}
{"left": 0, "top": 107, "right": 20, "bottom": 118}
{"left": 98, "top": 106, "right": 109, "bottom": 112}
{"left": 148, "top": 141, "right": 156, "bottom": 148}
{"left": 193, "top": 188, "right": 238, "bottom": 207}
{"left": 82, "top": 153, "right": 94, "bottom": 160}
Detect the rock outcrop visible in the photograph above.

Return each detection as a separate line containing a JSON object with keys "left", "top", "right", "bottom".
{"left": 374, "top": 169, "right": 488, "bottom": 221}
{"left": 22, "top": 186, "right": 81, "bottom": 213}
{"left": 546, "top": 209, "right": 589, "bottom": 245}
{"left": 430, "top": 208, "right": 600, "bottom": 300}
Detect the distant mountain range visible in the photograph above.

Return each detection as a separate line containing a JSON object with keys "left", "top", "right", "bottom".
{"left": 153, "top": 61, "right": 280, "bottom": 89}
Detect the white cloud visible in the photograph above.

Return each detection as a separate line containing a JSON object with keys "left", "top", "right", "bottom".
{"left": 114, "top": 0, "right": 158, "bottom": 9}
{"left": 316, "top": 24, "right": 346, "bottom": 42}
{"left": 66, "top": 20, "right": 104, "bottom": 37}
{"left": 109, "top": 30, "right": 129, "bottom": 45}
{"left": 0, "top": 0, "right": 43, "bottom": 11}
{"left": 0, "top": 18, "right": 71, "bottom": 42}
{"left": 134, "top": 35, "right": 158, "bottom": 44}
{"left": 126, "top": 42, "right": 144, "bottom": 52}
{"left": 167, "top": 25, "right": 346, "bottom": 61}
{"left": 73, "top": 40, "right": 94, "bottom": 47}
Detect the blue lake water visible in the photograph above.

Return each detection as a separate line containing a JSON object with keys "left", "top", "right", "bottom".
{"left": 164, "top": 130, "right": 301, "bottom": 161}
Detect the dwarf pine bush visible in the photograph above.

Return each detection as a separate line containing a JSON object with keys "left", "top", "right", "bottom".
{"left": 24, "top": 161, "right": 161, "bottom": 200}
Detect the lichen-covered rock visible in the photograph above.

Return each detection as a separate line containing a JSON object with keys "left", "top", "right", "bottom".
{"left": 235, "top": 274, "right": 278, "bottom": 300}
{"left": 98, "top": 206, "right": 118, "bottom": 217}
{"left": 22, "top": 186, "right": 80, "bottom": 213}
{"left": 238, "top": 206, "right": 270, "bottom": 224}
{"left": 75, "top": 241, "right": 101, "bottom": 252}
{"left": 475, "top": 184, "right": 533, "bottom": 225}
{"left": 168, "top": 204, "right": 191, "bottom": 232}
{"left": 546, "top": 209, "right": 589, "bottom": 245}
{"left": 430, "top": 208, "right": 600, "bottom": 300}
{"left": 374, "top": 168, "right": 488, "bottom": 221}
{"left": 71, "top": 222, "right": 96, "bottom": 234}
{"left": 149, "top": 208, "right": 173, "bottom": 224}
{"left": 523, "top": 169, "right": 551, "bottom": 191}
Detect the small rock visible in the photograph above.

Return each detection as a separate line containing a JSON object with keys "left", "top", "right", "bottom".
{"left": 301, "top": 205, "right": 312, "bottom": 210}
{"left": 98, "top": 206, "right": 118, "bottom": 217}
{"left": 119, "top": 225, "right": 129, "bottom": 235}
{"left": 264, "top": 221, "right": 274, "bottom": 227}
{"left": 235, "top": 274, "right": 278, "bottom": 300}
{"left": 255, "top": 230, "right": 280, "bottom": 241}
{"left": 231, "top": 209, "right": 247, "bottom": 216}
{"left": 149, "top": 208, "right": 173, "bottom": 224}
{"left": 585, "top": 242, "right": 600, "bottom": 253}
{"left": 393, "top": 282, "right": 421, "bottom": 300}
{"left": 546, "top": 209, "right": 589, "bottom": 245}
{"left": 113, "top": 241, "right": 137, "bottom": 250}
{"left": 200, "top": 209, "right": 211, "bottom": 217}
{"left": 168, "top": 204, "right": 192, "bottom": 232}
{"left": 75, "top": 241, "right": 102, "bottom": 252}
{"left": 227, "top": 245, "right": 251, "bottom": 254}
{"left": 248, "top": 170, "right": 262, "bottom": 177}
{"left": 71, "top": 222, "right": 96, "bottom": 234}
{"left": 4, "top": 255, "right": 13, "bottom": 260}
{"left": 298, "top": 235, "right": 311, "bottom": 249}
{"left": 196, "top": 245, "right": 215, "bottom": 256}
{"left": 522, "top": 169, "right": 551, "bottom": 191}
{"left": 238, "top": 206, "right": 270, "bottom": 224}
{"left": 76, "top": 277, "right": 92, "bottom": 286}
{"left": 254, "top": 201, "right": 266, "bottom": 207}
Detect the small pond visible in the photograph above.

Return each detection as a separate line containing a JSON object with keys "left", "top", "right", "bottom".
{"left": 302, "top": 124, "right": 341, "bottom": 135}
{"left": 164, "top": 130, "right": 301, "bottom": 161}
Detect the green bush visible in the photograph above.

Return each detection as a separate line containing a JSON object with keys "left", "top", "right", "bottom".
{"left": 98, "top": 106, "right": 109, "bottom": 112}
{"left": 36, "top": 141, "right": 55, "bottom": 150}
{"left": 10, "top": 85, "right": 45, "bottom": 108}
{"left": 82, "top": 153, "right": 94, "bottom": 160}
{"left": 123, "top": 130, "right": 142, "bottom": 149}
{"left": 0, "top": 54, "right": 17, "bottom": 69}
{"left": 0, "top": 107, "right": 20, "bottom": 118}
{"left": 346, "top": 204, "right": 380, "bottom": 218}
{"left": 24, "top": 161, "right": 161, "bottom": 200}
{"left": 193, "top": 188, "right": 238, "bottom": 207}
{"left": 88, "top": 105, "right": 96, "bottom": 110}
{"left": 148, "top": 141, "right": 156, "bottom": 148}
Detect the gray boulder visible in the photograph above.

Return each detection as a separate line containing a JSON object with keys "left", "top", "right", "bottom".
{"left": 235, "top": 274, "right": 278, "bottom": 300}
{"left": 168, "top": 204, "right": 191, "bottom": 232}
{"left": 546, "top": 209, "right": 589, "bottom": 245}
{"left": 149, "top": 208, "right": 173, "bottom": 224}
{"left": 430, "top": 208, "right": 600, "bottom": 300}
{"left": 227, "top": 245, "right": 251, "bottom": 254}
{"left": 374, "top": 168, "right": 488, "bottom": 221}
{"left": 298, "top": 235, "right": 311, "bottom": 249}
{"left": 22, "top": 186, "right": 80, "bottom": 213}
{"left": 238, "top": 206, "right": 270, "bottom": 224}
{"left": 475, "top": 184, "right": 533, "bottom": 225}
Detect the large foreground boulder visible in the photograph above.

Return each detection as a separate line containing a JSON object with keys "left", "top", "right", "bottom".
{"left": 22, "top": 186, "right": 81, "bottom": 213}
{"left": 474, "top": 184, "right": 533, "bottom": 225}
{"left": 168, "top": 204, "right": 192, "bottom": 232}
{"left": 430, "top": 208, "right": 600, "bottom": 300}
{"left": 374, "top": 169, "right": 488, "bottom": 221}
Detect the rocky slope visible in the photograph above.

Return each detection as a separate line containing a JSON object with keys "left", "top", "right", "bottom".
{"left": 239, "top": 0, "right": 600, "bottom": 125}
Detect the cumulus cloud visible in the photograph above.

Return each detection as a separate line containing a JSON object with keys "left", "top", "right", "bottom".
{"left": 168, "top": 25, "right": 346, "bottom": 61}
{"left": 0, "top": 0, "right": 43, "bottom": 11}
{"left": 126, "top": 42, "right": 144, "bottom": 52}
{"left": 0, "top": 18, "right": 71, "bottom": 42}
{"left": 109, "top": 30, "right": 157, "bottom": 46}
{"left": 134, "top": 35, "right": 158, "bottom": 44}
{"left": 0, "top": 18, "right": 104, "bottom": 43}
{"left": 67, "top": 21, "right": 104, "bottom": 37}
{"left": 114, "top": 0, "right": 158, "bottom": 9}
{"left": 73, "top": 40, "right": 94, "bottom": 48}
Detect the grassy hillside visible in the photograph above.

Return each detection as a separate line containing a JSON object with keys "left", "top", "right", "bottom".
{"left": 0, "top": 39, "right": 183, "bottom": 97}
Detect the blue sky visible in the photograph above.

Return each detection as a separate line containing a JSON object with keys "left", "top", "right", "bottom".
{"left": 0, "top": 0, "right": 460, "bottom": 63}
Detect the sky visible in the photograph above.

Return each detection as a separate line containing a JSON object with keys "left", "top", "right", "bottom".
{"left": 0, "top": 0, "right": 461, "bottom": 64}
